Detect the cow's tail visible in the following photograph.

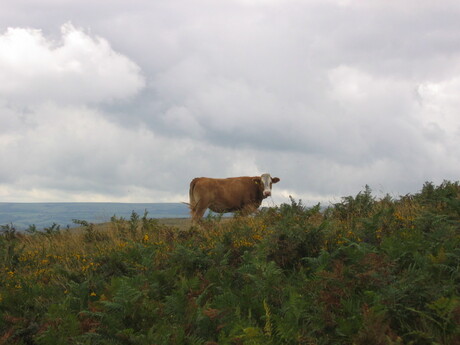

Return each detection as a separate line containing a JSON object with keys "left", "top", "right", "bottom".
{"left": 188, "top": 178, "right": 200, "bottom": 215}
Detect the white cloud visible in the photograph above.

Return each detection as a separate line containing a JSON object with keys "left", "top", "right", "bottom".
{"left": 0, "top": 23, "right": 154, "bottom": 202}
{"left": 0, "top": 23, "right": 145, "bottom": 105}
{"left": 161, "top": 106, "right": 204, "bottom": 137}
{"left": 417, "top": 78, "right": 460, "bottom": 136}
{"left": 0, "top": 102, "right": 195, "bottom": 201}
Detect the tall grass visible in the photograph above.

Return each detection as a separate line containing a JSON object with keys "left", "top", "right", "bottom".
{"left": 1, "top": 181, "right": 459, "bottom": 345}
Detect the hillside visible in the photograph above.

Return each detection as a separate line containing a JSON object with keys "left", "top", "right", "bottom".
{"left": 1, "top": 181, "right": 459, "bottom": 344}
{"left": 0, "top": 203, "right": 191, "bottom": 231}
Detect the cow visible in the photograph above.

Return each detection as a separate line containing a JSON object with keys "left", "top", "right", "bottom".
{"left": 189, "top": 173, "right": 280, "bottom": 224}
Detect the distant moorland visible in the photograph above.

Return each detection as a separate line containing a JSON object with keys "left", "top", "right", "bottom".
{"left": 1, "top": 181, "right": 459, "bottom": 344}
{"left": 0, "top": 202, "right": 190, "bottom": 230}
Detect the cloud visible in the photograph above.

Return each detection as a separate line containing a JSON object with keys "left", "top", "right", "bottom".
{"left": 417, "top": 78, "right": 460, "bottom": 136}
{"left": 1, "top": 2, "right": 460, "bottom": 204}
{"left": 126, "top": 1, "right": 460, "bottom": 201}
{"left": 0, "top": 101, "right": 200, "bottom": 202}
{"left": 0, "top": 23, "right": 145, "bottom": 105}
{"left": 0, "top": 23, "right": 152, "bottom": 201}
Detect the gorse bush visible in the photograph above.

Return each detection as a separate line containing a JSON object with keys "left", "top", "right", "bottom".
{"left": 1, "top": 182, "right": 459, "bottom": 344}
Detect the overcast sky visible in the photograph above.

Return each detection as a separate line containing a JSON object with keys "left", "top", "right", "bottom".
{"left": 1, "top": 0, "right": 459, "bottom": 205}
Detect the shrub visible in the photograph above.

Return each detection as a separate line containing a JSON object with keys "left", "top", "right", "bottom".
{"left": 1, "top": 181, "right": 459, "bottom": 344}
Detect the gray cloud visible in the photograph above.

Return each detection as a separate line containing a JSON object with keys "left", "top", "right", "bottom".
{"left": 0, "top": 1, "right": 460, "bottom": 203}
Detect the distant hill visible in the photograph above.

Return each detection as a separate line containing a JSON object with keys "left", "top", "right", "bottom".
{"left": 0, "top": 202, "right": 190, "bottom": 230}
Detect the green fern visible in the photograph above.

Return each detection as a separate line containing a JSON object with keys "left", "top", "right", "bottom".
{"left": 273, "top": 290, "right": 308, "bottom": 343}
{"left": 110, "top": 277, "right": 142, "bottom": 303}
{"left": 263, "top": 299, "right": 272, "bottom": 338}
{"left": 186, "top": 334, "right": 206, "bottom": 345}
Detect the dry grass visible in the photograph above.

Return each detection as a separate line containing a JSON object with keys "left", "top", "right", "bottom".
{"left": 156, "top": 217, "right": 192, "bottom": 231}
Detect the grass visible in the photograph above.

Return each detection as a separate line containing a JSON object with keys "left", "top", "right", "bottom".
{"left": 1, "top": 181, "right": 459, "bottom": 345}
{"left": 157, "top": 218, "right": 193, "bottom": 231}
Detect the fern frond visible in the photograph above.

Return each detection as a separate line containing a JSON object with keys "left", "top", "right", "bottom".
{"left": 263, "top": 299, "right": 272, "bottom": 338}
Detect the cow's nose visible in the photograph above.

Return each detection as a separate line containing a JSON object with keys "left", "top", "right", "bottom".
{"left": 264, "top": 191, "right": 271, "bottom": 197}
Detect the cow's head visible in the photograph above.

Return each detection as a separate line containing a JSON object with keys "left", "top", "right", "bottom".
{"left": 254, "top": 173, "right": 280, "bottom": 198}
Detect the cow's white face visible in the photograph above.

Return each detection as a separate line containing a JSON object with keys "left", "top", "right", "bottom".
{"left": 260, "top": 173, "right": 280, "bottom": 197}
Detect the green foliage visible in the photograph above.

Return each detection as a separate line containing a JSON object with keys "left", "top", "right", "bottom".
{"left": 0, "top": 224, "right": 24, "bottom": 269}
{"left": 263, "top": 198, "right": 325, "bottom": 268}
{"left": 43, "top": 222, "right": 61, "bottom": 236}
{"left": 73, "top": 219, "right": 110, "bottom": 242}
{"left": 1, "top": 181, "right": 460, "bottom": 344}
{"left": 333, "top": 185, "right": 376, "bottom": 221}
{"left": 25, "top": 224, "right": 38, "bottom": 234}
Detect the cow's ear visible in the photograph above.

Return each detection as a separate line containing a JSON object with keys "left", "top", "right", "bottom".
{"left": 272, "top": 177, "right": 280, "bottom": 184}
{"left": 253, "top": 177, "right": 261, "bottom": 184}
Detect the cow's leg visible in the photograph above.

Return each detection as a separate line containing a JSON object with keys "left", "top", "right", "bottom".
{"left": 240, "top": 204, "right": 258, "bottom": 217}
{"left": 191, "top": 200, "right": 208, "bottom": 225}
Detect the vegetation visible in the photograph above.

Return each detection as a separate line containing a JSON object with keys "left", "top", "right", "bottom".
{"left": 1, "top": 181, "right": 459, "bottom": 345}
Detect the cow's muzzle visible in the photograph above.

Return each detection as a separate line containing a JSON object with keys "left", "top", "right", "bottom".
{"left": 263, "top": 190, "right": 271, "bottom": 197}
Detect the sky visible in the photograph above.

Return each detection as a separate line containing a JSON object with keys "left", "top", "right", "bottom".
{"left": 1, "top": 0, "right": 460, "bottom": 205}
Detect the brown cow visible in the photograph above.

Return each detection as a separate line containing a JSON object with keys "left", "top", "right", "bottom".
{"left": 189, "top": 173, "right": 280, "bottom": 223}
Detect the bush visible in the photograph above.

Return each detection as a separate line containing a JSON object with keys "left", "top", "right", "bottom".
{"left": 1, "top": 181, "right": 459, "bottom": 344}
